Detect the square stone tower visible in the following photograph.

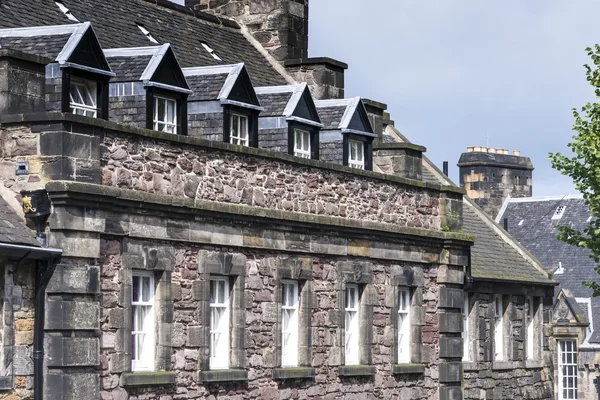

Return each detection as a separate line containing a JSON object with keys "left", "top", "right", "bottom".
{"left": 458, "top": 146, "right": 534, "bottom": 219}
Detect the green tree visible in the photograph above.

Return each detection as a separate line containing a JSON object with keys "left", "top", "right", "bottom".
{"left": 550, "top": 44, "right": 600, "bottom": 296}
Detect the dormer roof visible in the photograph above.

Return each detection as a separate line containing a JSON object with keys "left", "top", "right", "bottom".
{"left": 315, "top": 97, "right": 375, "bottom": 136}
{"left": 0, "top": 22, "right": 113, "bottom": 76}
{"left": 104, "top": 44, "right": 191, "bottom": 94}
{"left": 255, "top": 83, "right": 322, "bottom": 128}
{"left": 183, "top": 63, "right": 262, "bottom": 110}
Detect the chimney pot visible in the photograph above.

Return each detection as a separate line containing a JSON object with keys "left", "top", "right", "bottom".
{"left": 488, "top": 147, "right": 496, "bottom": 154}
{"left": 513, "top": 150, "right": 521, "bottom": 156}
{"left": 467, "top": 146, "right": 475, "bottom": 153}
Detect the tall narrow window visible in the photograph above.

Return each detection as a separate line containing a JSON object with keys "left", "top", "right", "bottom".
{"left": 494, "top": 294, "right": 504, "bottom": 361}
{"left": 526, "top": 297, "right": 534, "bottom": 360}
{"left": 397, "top": 288, "right": 410, "bottom": 363}
{"left": 210, "top": 278, "right": 230, "bottom": 370}
{"left": 281, "top": 281, "right": 299, "bottom": 367}
{"left": 558, "top": 340, "right": 577, "bottom": 400}
{"left": 345, "top": 284, "right": 360, "bottom": 365}
{"left": 70, "top": 79, "right": 97, "bottom": 118}
{"left": 230, "top": 114, "right": 249, "bottom": 146}
{"left": 462, "top": 294, "right": 470, "bottom": 361}
{"left": 348, "top": 140, "right": 364, "bottom": 169}
{"left": 154, "top": 97, "right": 177, "bottom": 134}
{"left": 294, "top": 129, "right": 311, "bottom": 159}
{"left": 131, "top": 272, "right": 155, "bottom": 371}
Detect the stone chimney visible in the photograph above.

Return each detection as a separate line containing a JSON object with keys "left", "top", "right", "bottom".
{"left": 458, "top": 146, "right": 534, "bottom": 219}
{"left": 189, "top": 0, "right": 347, "bottom": 99}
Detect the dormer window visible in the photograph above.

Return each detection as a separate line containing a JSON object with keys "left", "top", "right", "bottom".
{"left": 154, "top": 96, "right": 177, "bottom": 134}
{"left": 69, "top": 79, "right": 98, "bottom": 118}
{"left": 294, "top": 129, "right": 311, "bottom": 159}
{"left": 348, "top": 139, "right": 365, "bottom": 170}
{"left": 230, "top": 113, "right": 249, "bottom": 146}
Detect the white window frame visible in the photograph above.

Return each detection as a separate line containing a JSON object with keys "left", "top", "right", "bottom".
{"left": 345, "top": 284, "right": 360, "bottom": 366}
{"left": 558, "top": 339, "right": 578, "bottom": 400}
{"left": 494, "top": 294, "right": 504, "bottom": 361}
{"left": 154, "top": 96, "right": 177, "bottom": 134}
{"left": 69, "top": 79, "right": 98, "bottom": 118}
{"left": 209, "top": 277, "right": 230, "bottom": 370}
{"left": 462, "top": 294, "right": 470, "bottom": 362}
{"left": 398, "top": 288, "right": 411, "bottom": 363}
{"left": 230, "top": 113, "right": 249, "bottom": 146}
{"left": 348, "top": 140, "right": 365, "bottom": 170}
{"left": 131, "top": 271, "right": 155, "bottom": 372}
{"left": 281, "top": 280, "right": 299, "bottom": 367}
{"left": 526, "top": 297, "right": 535, "bottom": 360}
{"left": 294, "top": 129, "right": 311, "bottom": 159}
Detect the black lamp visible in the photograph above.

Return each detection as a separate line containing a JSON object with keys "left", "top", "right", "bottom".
{"left": 20, "top": 189, "right": 52, "bottom": 246}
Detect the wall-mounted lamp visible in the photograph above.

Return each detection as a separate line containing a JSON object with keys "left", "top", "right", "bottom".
{"left": 20, "top": 189, "right": 52, "bottom": 246}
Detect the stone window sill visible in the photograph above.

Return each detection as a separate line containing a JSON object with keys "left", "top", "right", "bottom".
{"left": 392, "top": 364, "right": 425, "bottom": 375}
{"left": 272, "top": 367, "right": 315, "bottom": 380}
{"left": 122, "top": 371, "right": 176, "bottom": 387}
{"left": 524, "top": 359, "right": 543, "bottom": 369}
{"left": 338, "top": 365, "right": 376, "bottom": 377}
{"left": 491, "top": 361, "right": 514, "bottom": 371}
{"left": 462, "top": 362, "right": 478, "bottom": 372}
{"left": 199, "top": 369, "right": 248, "bottom": 383}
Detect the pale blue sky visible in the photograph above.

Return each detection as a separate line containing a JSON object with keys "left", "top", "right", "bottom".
{"left": 309, "top": 0, "right": 600, "bottom": 196}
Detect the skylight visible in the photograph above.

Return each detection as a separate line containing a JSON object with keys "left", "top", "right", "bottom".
{"left": 552, "top": 205, "right": 566, "bottom": 220}
{"left": 555, "top": 262, "right": 564, "bottom": 275}
{"left": 201, "top": 42, "right": 222, "bottom": 61}
{"left": 55, "top": 2, "right": 80, "bottom": 22}
{"left": 137, "top": 24, "right": 159, "bottom": 44}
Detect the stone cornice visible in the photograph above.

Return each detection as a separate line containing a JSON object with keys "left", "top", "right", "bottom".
{"left": 0, "top": 112, "right": 465, "bottom": 196}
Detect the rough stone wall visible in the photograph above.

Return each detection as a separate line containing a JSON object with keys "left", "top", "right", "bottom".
{"left": 285, "top": 63, "right": 345, "bottom": 100}
{"left": 258, "top": 127, "right": 287, "bottom": 153}
{"left": 108, "top": 95, "right": 146, "bottom": 129}
{"left": 0, "top": 260, "right": 36, "bottom": 400}
{"left": 0, "top": 56, "right": 46, "bottom": 115}
{"left": 188, "top": 112, "right": 224, "bottom": 142}
{"left": 319, "top": 140, "right": 343, "bottom": 165}
{"left": 191, "top": 0, "right": 309, "bottom": 63}
{"left": 460, "top": 165, "right": 533, "bottom": 220}
{"left": 100, "top": 131, "right": 441, "bottom": 229}
{"left": 463, "top": 291, "right": 553, "bottom": 399}
{"left": 98, "top": 237, "right": 440, "bottom": 399}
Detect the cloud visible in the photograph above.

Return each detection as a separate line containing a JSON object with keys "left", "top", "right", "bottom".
{"left": 309, "top": 0, "right": 600, "bottom": 196}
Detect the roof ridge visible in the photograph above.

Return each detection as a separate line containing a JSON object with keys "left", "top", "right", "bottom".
{"left": 138, "top": 0, "right": 240, "bottom": 29}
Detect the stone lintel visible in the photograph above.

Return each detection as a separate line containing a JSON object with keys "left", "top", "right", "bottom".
{"left": 491, "top": 361, "right": 515, "bottom": 371}
{"left": 272, "top": 367, "right": 315, "bottom": 380}
{"left": 122, "top": 371, "right": 176, "bottom": 387}
{"left": 338, "top": 365, "right": 376, "bottom": 377}
{"left": 391, "top": 363, "right": 425, "bottom": 374}
{"left": 198, "top": 369, "right": 248, "bottom": 383}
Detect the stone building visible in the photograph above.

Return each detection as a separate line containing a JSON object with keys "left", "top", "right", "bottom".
{"left": 0, "top": 0, "right": 556, "bottom": 400}
{"left": 458, "top": 146, "right": 534, "bottom": 219}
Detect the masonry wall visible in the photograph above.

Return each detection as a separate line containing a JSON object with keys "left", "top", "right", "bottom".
{"left": 258, "top": 127, "right": 288, "bottom": 154}
{"left": 0, "top": 259, "right": 36, "bottom": 399}
{"left": 463, "top": 289, "right": 553, "bottom": 399}
{"left": 98, "top": 237, "right": 441, "bottom": 399}
{"left": 319, "top": 140, "right": 343, "bottom": 166}
{"left": 188, "top": 112, "right": 224, "bottom": 142}
{"left": 109, "top": 95, "right": 147, "bottom": 129}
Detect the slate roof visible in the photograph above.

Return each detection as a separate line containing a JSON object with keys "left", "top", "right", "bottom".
{"left": 497, "top": 196, "right": 600, "bottom": 342}
{"left": 0, "top": 34, "right": 71, "bottom": 59}
{"left": 256, "top": 92, "right": 294, "bottom": 117}
{"left": 105, "top": 54, "right": 153, "bottom": 82}
{"left": 382, "top": 125, "right": 553, "bottom": 286}
{"left": 183, "top": 69, "right": 229, "bottom": 102}
{"left": 0, "top": 0, "right": 287, "bottom": 86}
{"left": 0, "top": 196, "right": 40, "bottom": 248}
{"left": 316, "top": 105, "right": 346, "bottom": 130}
